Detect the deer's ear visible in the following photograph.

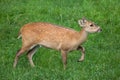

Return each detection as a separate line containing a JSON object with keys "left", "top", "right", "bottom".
{"left": 78, "top": 18, "right": 87, "bottom": 27}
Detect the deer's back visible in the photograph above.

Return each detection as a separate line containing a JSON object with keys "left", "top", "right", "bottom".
{"left": 20, "top": 22, "right": 80, "bottom": 50}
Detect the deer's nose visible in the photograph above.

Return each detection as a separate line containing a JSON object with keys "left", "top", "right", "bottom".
{"left": 99, "top": 28, "right": 102, "bottom": 32}
{"left": 97, "top": 27, "right": 102, "bottom": 32}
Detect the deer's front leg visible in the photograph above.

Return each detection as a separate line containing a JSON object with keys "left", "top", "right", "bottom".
{"left": 61, "top": 50, "right": 68, "bottom": 70}
{"left": 77, "top": 46, "right": 85, "bottom": 62}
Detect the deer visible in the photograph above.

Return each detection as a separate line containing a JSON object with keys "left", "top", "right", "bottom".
{"left": 13, "top": 18, "right": 102, "bottom": 69}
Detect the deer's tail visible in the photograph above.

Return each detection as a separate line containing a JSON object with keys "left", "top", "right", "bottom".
{"left": 17, "top": 31, "right": 22, "bottom": 39}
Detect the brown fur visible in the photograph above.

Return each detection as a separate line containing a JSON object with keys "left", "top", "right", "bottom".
{"left": 13, "top": 18, "right": 102, "bottom": 69}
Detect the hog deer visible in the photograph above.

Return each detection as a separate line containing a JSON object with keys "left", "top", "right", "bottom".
{"left": 13, "top": 18, "right": 102, "bottom": 69}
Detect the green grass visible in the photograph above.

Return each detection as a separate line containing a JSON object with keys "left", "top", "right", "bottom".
{"left": 0, "top": 0, "right": 120, "bottom": 80}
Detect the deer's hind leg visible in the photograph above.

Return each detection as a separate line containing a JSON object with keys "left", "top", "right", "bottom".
{"left": 27, "top": 45, "right": 39, "bottom": 67}
{"left": 13, "top": 45, "right": 32, "bottom": 68}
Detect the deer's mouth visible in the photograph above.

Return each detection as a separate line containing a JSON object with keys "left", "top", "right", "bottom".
{"left": 97, "top": 28, "right": 102, "bottom": 33}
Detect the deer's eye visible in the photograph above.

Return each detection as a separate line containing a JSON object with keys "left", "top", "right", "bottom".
{"left": 90, "top": 24, "right": 93, "bottom": 27}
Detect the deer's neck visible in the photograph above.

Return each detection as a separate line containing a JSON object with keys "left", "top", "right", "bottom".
{"left": 78, "top": 29, "right": 88, "bottom": 44}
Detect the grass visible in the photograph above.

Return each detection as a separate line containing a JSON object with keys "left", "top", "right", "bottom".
{"left": 0, "top": 0, "right": 120, "bottom": 80}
